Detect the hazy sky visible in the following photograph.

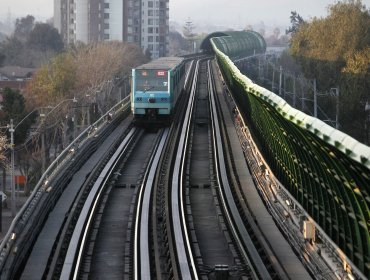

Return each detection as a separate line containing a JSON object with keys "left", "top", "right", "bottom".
{"left": 1, "top": 0, "right": 370, "bottom": 29}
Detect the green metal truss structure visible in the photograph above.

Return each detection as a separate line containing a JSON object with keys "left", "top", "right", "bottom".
{"left": 200, "top": 31, "right": 266, "bottom": 59}
{"left": 210, "top": 35, "right": 370, "bottom": 278}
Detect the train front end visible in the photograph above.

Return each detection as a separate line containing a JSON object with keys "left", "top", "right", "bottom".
{"left": 131, "top": 68, "right": 172, "bottom": 125}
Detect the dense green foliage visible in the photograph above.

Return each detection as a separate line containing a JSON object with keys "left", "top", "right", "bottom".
{"left": 28, "top": 23, "right": 64, "bottom": 52}
{"left": 14, "top": 15, "right": 35, "bottom": 42}
{"left": 289, "top": 0, "right": 370, "bottom": 142}
{"left": 0, "top": 88, "right": 36, "bottom": 145}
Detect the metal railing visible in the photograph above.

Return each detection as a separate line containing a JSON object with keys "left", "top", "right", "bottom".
{"left": 0, "top": 96, "right": 131, "bottom": 269}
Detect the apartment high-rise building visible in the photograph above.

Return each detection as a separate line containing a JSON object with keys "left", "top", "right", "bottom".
{"left": 54, "top": 0, "right": 169, "bottom": 58}
{"left": 140, "top": 0, "right": 169, "bottom": 58}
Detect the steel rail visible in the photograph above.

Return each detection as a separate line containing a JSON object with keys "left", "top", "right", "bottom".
{"left": 151, "top": 59, "right": 195, "bottom": 280}
{"left": 183, "top": 60, "right": 194, "bottom": 92}
{"left": 60, "top": 127, "right": 137, "bottom": 279}
{"left": 132, "top": 128, "right": 169, "bottom": 279}
{"left": 208, "top": 60, "right": 271, "bottom": 279}
{"left": 170, "top": 60, "right": 200, "bottom": 280}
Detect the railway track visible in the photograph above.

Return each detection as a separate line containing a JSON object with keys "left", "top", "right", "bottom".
{"left": 17, "top": 122, "right": 137, "bottom": 279}
{"left": 1, "top": 56, "right": 313, "bottom": 280}
{"left": 31, "top": 126, "right": 167, "bottom": 279}
{"left": 14, "top": 59, "right": 197, "bottom": 280}
{"left": 133, "top": 128, "right": 169, "bottom": 279}
{"left": 63, "top": 128, "right": 168, "bottom": 279}
{"left": 54, "top": 58, "right": 283, "bottom": 279}
{"left": 157, "top": 59, "right": 277, "bottom": 279}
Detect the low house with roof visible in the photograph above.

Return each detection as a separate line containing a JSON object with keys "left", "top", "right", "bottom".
{"left": 0, "top": 66, "right": 35, "bottom": 97}
{"left": 0, "top": 66, "right": 35, "bottom": 81}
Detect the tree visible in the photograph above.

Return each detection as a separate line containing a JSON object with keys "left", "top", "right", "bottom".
{"left": 0, "top": 133, "right": 8, "bottom": 193}
{"left": 286, "top": 11, "right": 305, "bottom": 35}
{"left": 0, "top": 134, "right": 8, "bottom": 167}
{"left": 20, "top": 41, "right": 146, "bottom": 186}
{"left": 290, "top": 1, "right": 369, "bottom": 70}
{"left": 0, "top": 51, "right": 4, "bottom": 66}
{"left": 14, "top": 15, "right": 35, "bottom": 43}
{"left": 0, "top": 16, "right": 61, "bottom": 67}
{"left": 279, "top": 50, "right": 302, "bottom": 74}
{"left": 74, "top": 41, "right": 146, "bottom": 111}
{"left": 27, "top": 23, "right": 64, "bottom": 52}
{"left": 26, "top": 41, "right": 146, "bottom": 112}
{"left": 0, "top": 36, "right": 26, "bottom": 66}
{"left": 0, "top": 87, "right": 36, "bottom": 145}
{"left": 289, "top": 0, "right": 370, "bottom": 141}
{"left": 26, "top": 52, "right": 77, "bottom": 108}
{"left": 1, "top": 87, "right": 26, "bottom": 121}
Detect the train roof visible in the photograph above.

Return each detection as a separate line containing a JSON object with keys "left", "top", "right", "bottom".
{"left": 136, "top": 57, "right": 184, "bottom": 70}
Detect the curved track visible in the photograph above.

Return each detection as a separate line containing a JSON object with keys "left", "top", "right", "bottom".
{"left": 0, "top": 55, "right": 314, "bottom": 280}
{"left": 134, "top": 128, "right": 169, "bottom": 279}
{"left": 208, "top": 61, "right": 271, "bottom": 279}
{"left": 170, "top": 60, "right": 200, "bottom": 280}
{"left": 60, "top": 127, "right": 139, "bottom": 278}
{"left": 167, "top": 59, "right": 273, "bottom": 279}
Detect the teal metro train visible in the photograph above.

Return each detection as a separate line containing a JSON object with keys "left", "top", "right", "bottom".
{"left": 131, "top": 57, "right": 186, "bottom": 125}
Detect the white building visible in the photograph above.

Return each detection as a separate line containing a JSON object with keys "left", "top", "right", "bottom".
{"left": 140, "top": 0, "right": 169, "bottom": 58}
{"left": 54, "top": 0, "right": 169, "bottom": 58}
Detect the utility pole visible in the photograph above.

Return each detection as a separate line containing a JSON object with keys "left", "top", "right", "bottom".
{"left": 293, "top": 75, "right": 296, "bottom": 108}
{"left": 258, "top": 56, "right": 262, "bottom": 81}
{"left": 87, "top": 103, "right": 91, "bottom": 127}
{"left": 73, "top": 104, "right": 77, "bottom": 139}
{"left": 333, "top": 88, "right": 340, "bottom": 129}
{"left": 9, "top": 119, "right": 15, "bottom": 217}
{"left": 313, "top": 79, "right": 317, "bottom": 118}
{"left": 301, "top": 77, "right": 305, "bottom": 112}
{"left": 40, "top": 114, "right": 46, "bottom": 173}
{"left": 279, "top": 66, "right": 283, "bottom": 96}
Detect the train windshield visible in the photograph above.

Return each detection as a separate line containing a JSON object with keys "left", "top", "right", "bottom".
{"left": 135, "top": 69, "right": 168, "bottom": 92}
